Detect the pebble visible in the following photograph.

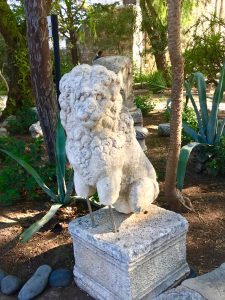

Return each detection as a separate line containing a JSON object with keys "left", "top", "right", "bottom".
{"left": 18, "top": 265, "right": 52, "bottom": 300}
{"left": 1, "top": 275, "right": 22, "bottom": 295}
{"left": 0, "top": 269, "right": 7, "bottom": 284}
{"left": 49, "top": 268, "right": 73, "bottom": 288}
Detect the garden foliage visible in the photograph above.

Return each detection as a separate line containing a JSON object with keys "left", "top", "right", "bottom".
{"left": 177, "top": 62, "right": 225, "bottom": 190}
{"left": 0, "top": 137, "right": 55, "bottom": 205}
{"left": 7, "top": 108, "right": 38, "bottom": 134}
{"left": 134, "top": 71, "right": 167, "bottom": 93}
{"left": 184, "top": 14, "right": 225, "bottom": 81}
{"left": 134, "top": 94, "right": 155, "bottom": 116}
{"left": 0, "top": 118, "right": 74, "bottom": 242}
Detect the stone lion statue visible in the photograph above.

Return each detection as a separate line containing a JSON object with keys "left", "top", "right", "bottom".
{"left": 59, "top": 64, "right": 159, "bottom": 214}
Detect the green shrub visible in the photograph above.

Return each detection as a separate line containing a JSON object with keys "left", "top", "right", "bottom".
{"left": 181, "top": 106, "right": 198, "bottom": 144}
{"left": 147, "top": 71, "right": 167, "bottom": 93}
{"left": 134, "top": 71, "right": 167, "bottom": 93}
{"left": 135, "top": 94, "right": 155, "bottom": 116}
{"left": 0, "top": 137, "right": 55, "bottom": 205}
{"left": 184, "top": 14, "right": 225, "bottom": 81}
{"left": 207, "top": 136, "right": 225, "bottom": 176}
{"left": 164, "top": 106, "right": 198, "bottom": 144}
{"left": 7, "top": 107, "right": 38, "bottom": 134}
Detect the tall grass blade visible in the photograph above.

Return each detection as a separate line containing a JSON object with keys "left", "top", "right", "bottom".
{"left": 0, "top": 149, "right": 57, "bottom": 201}
{"left": 20, "top": 204, "right": 62, "bottom": 242}
{"left": 177, "top": 142, "right": 199, "bottom": 191}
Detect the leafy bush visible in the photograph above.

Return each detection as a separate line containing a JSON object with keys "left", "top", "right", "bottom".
{"left": 181, "top": 106, "right": 198, "bottom": 144}
{"left": 7, "top": 107, "right": 38, "bottom": 134}
{"left": 147, "top": 71, "right": 167, "bottom": 93}
{"left": 134, "top": 71, "right": 167, "bottom": 93}
{"left": 207, "top": 137, "right": 225, "bottom": 176}
{"left": 135, "top": 94, "right": 155, "bottom": 116}
{"left": 184, "top": 14, "right": 225, "bottom": 81}
{"left": 0, "top": 137, "right": 55, "bottom": 205}
{"left": 164, "top": 106, "right": 198, "bottom": 144}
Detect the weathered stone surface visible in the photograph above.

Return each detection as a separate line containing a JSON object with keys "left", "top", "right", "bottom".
{"left": 0, "top": 95, "right": 8, "bottom": 115}
{"left": 154, "top": 286, "right": 205, "bottom": 300}
{"left": 1, "top": 275, "right": 22, "bottom": 295}
{"left": 158, "top": 123, "right": 170, "bottom": 137}
{"left": 59, "top": 64, "right": 159, "bottom": 214}
{"left": 29, "top": 121, "right": 43, "bottom": 138}
{"left": 130, "top": 108, "right": 143, "bottom": 126}
{"left": 49, "top": 268, "right": 73, "bottom": 288}
{"left": 0, "top": 127, "right": 8, "bottom": 137}
{"left": 135, "top": 126, "right": 149, "bottom": 151}
{"left": 181, "top": 263, "right": 225, "bottom": 300}
{"left": 18, "top": 265, "right": 52, "bottom": 300}
{"left": 93, "top": 56, "right": 136, "bottom": 111}
{"left": 69, "top": 205, "right": 190, "bottom": 300}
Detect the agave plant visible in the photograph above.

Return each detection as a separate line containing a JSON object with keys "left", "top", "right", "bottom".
{"left": 177, "top": 62, "right": 225, "bottom": 191}
{"left": 0, "top": 118, "right": 74, "bottom": 242}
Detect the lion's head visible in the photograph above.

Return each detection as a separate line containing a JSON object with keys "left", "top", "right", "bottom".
{"left": 59, "top": 64, "right": 123, "bottom": 131}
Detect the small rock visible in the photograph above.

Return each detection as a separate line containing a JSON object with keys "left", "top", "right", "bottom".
{"left": 18, "top": 265, "right": 52, "bottom": 300}
{"left": 0, "top": 269, "right": 7, "bottom": 285}
{"left": 158, "top": 123, "right": 170, "bottom": 137}
{"left": 1, "top": 275, "right": 22, "bottom": 295}
{"left": 2, "top": 115, "right": 16, "bottom": 128}
{"left": 29, "top": 121, "right": 43, "bottom": 138}
{"left": 49, "top": 268, "right": 73, "bottom": 288}
{"left": 0, "top": 127, "right": 8, "bottom": 137}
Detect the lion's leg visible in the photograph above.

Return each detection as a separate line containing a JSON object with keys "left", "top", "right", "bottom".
{"left": 113, "top": 191, "right": 132, "bottom": 214}
{"left": 96, "top": 169, "right": 122, "bottom": 206}
{"left": 74, "top": 174, "right": 96, "bottom": 198}
{"left": 128, "top": 178, "right": 159, "bottom": 213}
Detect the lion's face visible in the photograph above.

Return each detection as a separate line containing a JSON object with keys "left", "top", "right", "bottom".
{"left": 75, "top": 86, "right": 121, "bottom": 129}
{"left": 59, "top": 64, "right": 123, "bottom": 130}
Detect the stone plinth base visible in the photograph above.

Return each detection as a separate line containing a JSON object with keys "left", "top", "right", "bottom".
{"left": 69, "top": 205, "right": 189, "bottom": 300}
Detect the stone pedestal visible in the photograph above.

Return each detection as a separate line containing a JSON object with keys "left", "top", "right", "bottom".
{"left": 69, "top": 205, "right": 189, "bottom": 300}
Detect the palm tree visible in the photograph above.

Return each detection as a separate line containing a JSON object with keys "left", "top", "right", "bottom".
{"left": 164, "top": 0, "right": 193, "bottom": 212}
{"left": 24, "top": 0, "right": 58, "bottom": 162}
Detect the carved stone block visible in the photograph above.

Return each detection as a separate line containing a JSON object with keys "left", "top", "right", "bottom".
{"left": 69, "top": 205, "right": 190, "bottom": 300}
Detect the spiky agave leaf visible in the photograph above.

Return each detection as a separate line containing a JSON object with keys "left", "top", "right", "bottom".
{"left": 55, "top": 117, "right": 66, "bottom": 203}
{"left": 193, "top": 72, "right": 208, "bottom": 131}
{"left": 207, "top": 62, "right": 225, "bottom": 145}
{"left": 20, "top": 204, "right": 62, "bottom": 242}
{"left": 176, "top": 142, "right": 199, "bottom": 191}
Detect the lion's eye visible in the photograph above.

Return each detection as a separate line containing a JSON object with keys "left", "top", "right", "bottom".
{"left": 79, "top": 95, "right": 84, "bottom": 101}
{"left": 96, "top": 95, "right": 102, "bottom": 101}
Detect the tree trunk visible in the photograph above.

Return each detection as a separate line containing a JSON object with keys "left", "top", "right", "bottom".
{"left": 0, "top": 0, "right": 31, "bottom": 111}
{"left": 165, "top": 0, "right": 192, "bottom": 212}
{"left": 69, "top": 30, "right": 79, "bottom": 66}
{"left": 24, "top": 0, "right": 58, "bottom": 162}
{"left": 154, "top": 51, "right": 171, "bottom": 83}
{"left": 140, "top": 0, "right": 169, "bottom": 83}
{"left": 219, "top": 0, "right": 224, "bottom": 18}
